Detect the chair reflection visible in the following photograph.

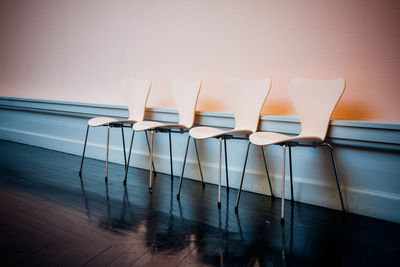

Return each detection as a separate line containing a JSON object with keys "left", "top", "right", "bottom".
{"left": 79, "top": 175, "right": 91, "bottom": 219}
{"left": 77, "top": 174, "right": 293, "bottom": 266}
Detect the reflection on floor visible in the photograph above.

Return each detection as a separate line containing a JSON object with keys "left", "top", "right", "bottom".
{"left": 0, "top": 140, "right": 399, "bottom": 266}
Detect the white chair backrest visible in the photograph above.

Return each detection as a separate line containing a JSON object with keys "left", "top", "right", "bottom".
{"left": 173, "top": 80, "right": 202, "bottom": 128}
{"left": 223, "top": 78, "right": 271, "bottom": 133}
{"left": 289, "top": 77, "right": 345, "bottom": 140}
{"left": 120, "top": 78, "right": 152, "bottom": 121}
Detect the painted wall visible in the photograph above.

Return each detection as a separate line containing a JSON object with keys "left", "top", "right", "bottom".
{"left": 0, "top": 0, "right": 400, "bottom": 120}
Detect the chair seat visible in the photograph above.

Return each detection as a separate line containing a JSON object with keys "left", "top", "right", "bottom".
{"left": 189, "top": 126, "right": 252, "bottom": 140}
{"left": 88, "top": 117, "right": 138, "bottom": 127}
{"left": 249, "top": 131, "right": 323, "bottom": 146}
{"left": 113, "top": 119, "right": 138, "bottom": 125}
{"left": 88, "top": 117, "right": 119, "bottom": 127}
{"left": 132, "top": 121, "right": 187, "bottom": 131}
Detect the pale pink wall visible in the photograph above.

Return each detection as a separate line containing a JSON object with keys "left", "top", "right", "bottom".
{"left": 1, "top": 0, "right": 399, "bottom": 120}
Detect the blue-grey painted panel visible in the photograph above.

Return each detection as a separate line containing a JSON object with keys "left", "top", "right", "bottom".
{"left": 0, "top": 96, "right": 399, "bottom": 223}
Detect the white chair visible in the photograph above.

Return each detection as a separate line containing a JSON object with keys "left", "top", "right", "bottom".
{"left": 237, "top": 77, "right": 346, "bottom": 222}
{"left": 127, "top": 80, "right": 202, "bottom": 192}
{"left": 79, "top": 79, "right": 153, "bottom": 182}
{"left": 177, "top": 78, "right": 273, "bottom": 208}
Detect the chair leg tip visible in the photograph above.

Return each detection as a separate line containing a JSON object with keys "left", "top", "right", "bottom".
{"left": 148, "top": 187, "right": 153, "bottom": 193}
{"left": 234, "top": 207, "right": 238, "bottom": 213}
{"left": 123, "top": 180, "right": 127, "bottom": 186}
{"left": 280, "top": 218, "right": 284, "bottom": 224}
{"left": 218, "top": 202, "right": 221, "bottom": 209}
{"left": 105, "top": 177, "right": 108, "bottom": 183}
{"left": 79, "top": 171, "right": 82, "bottom": 177}
{"left": 176, "top": 194, "right": 180, "bottom": 200}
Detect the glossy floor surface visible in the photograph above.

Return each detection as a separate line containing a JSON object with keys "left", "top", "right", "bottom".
{"left": 0, "top": 140, "right": 399, "bottom": 266}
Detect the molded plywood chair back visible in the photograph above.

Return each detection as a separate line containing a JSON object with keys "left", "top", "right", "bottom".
{"left": 225, "top": 78, "right": 272, "bottom": 133}
{"left": 126, "top": 79, "right": 202, "bottom": 191}
{"left": 173, "top": 80, "right": 202, "bottom": 129}
{"left": 121, "top": 78, "right": 152, "bottom": 122}
{"left": 237, "top": 77, "right": 346, "bottom": 222}
{"left": 289, "top": 77, "right": 345, "bottom": 140}
{"left": 179, "top": 78, "right": 273, "bottom": 208}
{"left": 79, "top": 78, "right": 152, "bottom": 183}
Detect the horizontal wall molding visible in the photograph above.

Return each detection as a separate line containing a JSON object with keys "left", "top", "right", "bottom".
{"left": 1, "top": 96, "right": 399, "bottom": 223}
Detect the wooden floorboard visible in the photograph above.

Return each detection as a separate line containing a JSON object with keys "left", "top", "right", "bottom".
{"left": 0, "top": 140, "right": 399, "bottom": 266}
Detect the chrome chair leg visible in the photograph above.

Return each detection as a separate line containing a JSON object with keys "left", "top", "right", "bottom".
{"left": 177, "top": 135, "right": 191, "bottom": 200}
{"left": 288, "top": 145, "right": 294, "bottom": 202}
{"left": 169, "top": 130, "right": 173, "bottom": 179}
{"left": 105, "top": 125, "right": 110, "bottom": 183}
{"left": 281, "top": 144, "right": 287, "bottom": 223}
{"left": 121, "top": 126, "right": 127, "bottom": 167}
{"left": 235, "top": 142, "right": 251, "bottom": 212}
{"left": 145, "top": 131, "right": 157, "bottom": 174}
{"left": 123, "top": 130, "right": 135, "bottom": 185}
{"left": 79, "top": 125, "right": 90, "bottom": 177}
{"left": 194, "top": 139, "right": 205, "bottom": 188}
{"left": 261, "top": 146, "right": 274, "bottom": 197}
{"left": 324, "top": 143, "right": 346, "bottom": 212}
{"left": 218, "top": 137, "right": 223, "bottom": 208}
{"left": 148, "top": 130, "right": 155, "bottom": 192}
{"left": 224, "top": 138, "right": 229, "bottom": 192}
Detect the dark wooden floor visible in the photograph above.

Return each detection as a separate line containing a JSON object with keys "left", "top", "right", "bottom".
{"left": 0, "top": 140, "right": 399, "bottom": 266}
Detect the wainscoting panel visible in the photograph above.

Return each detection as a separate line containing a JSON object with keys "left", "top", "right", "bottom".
{"left": 1, "top": 97, "right": 399, "bottom": 223}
